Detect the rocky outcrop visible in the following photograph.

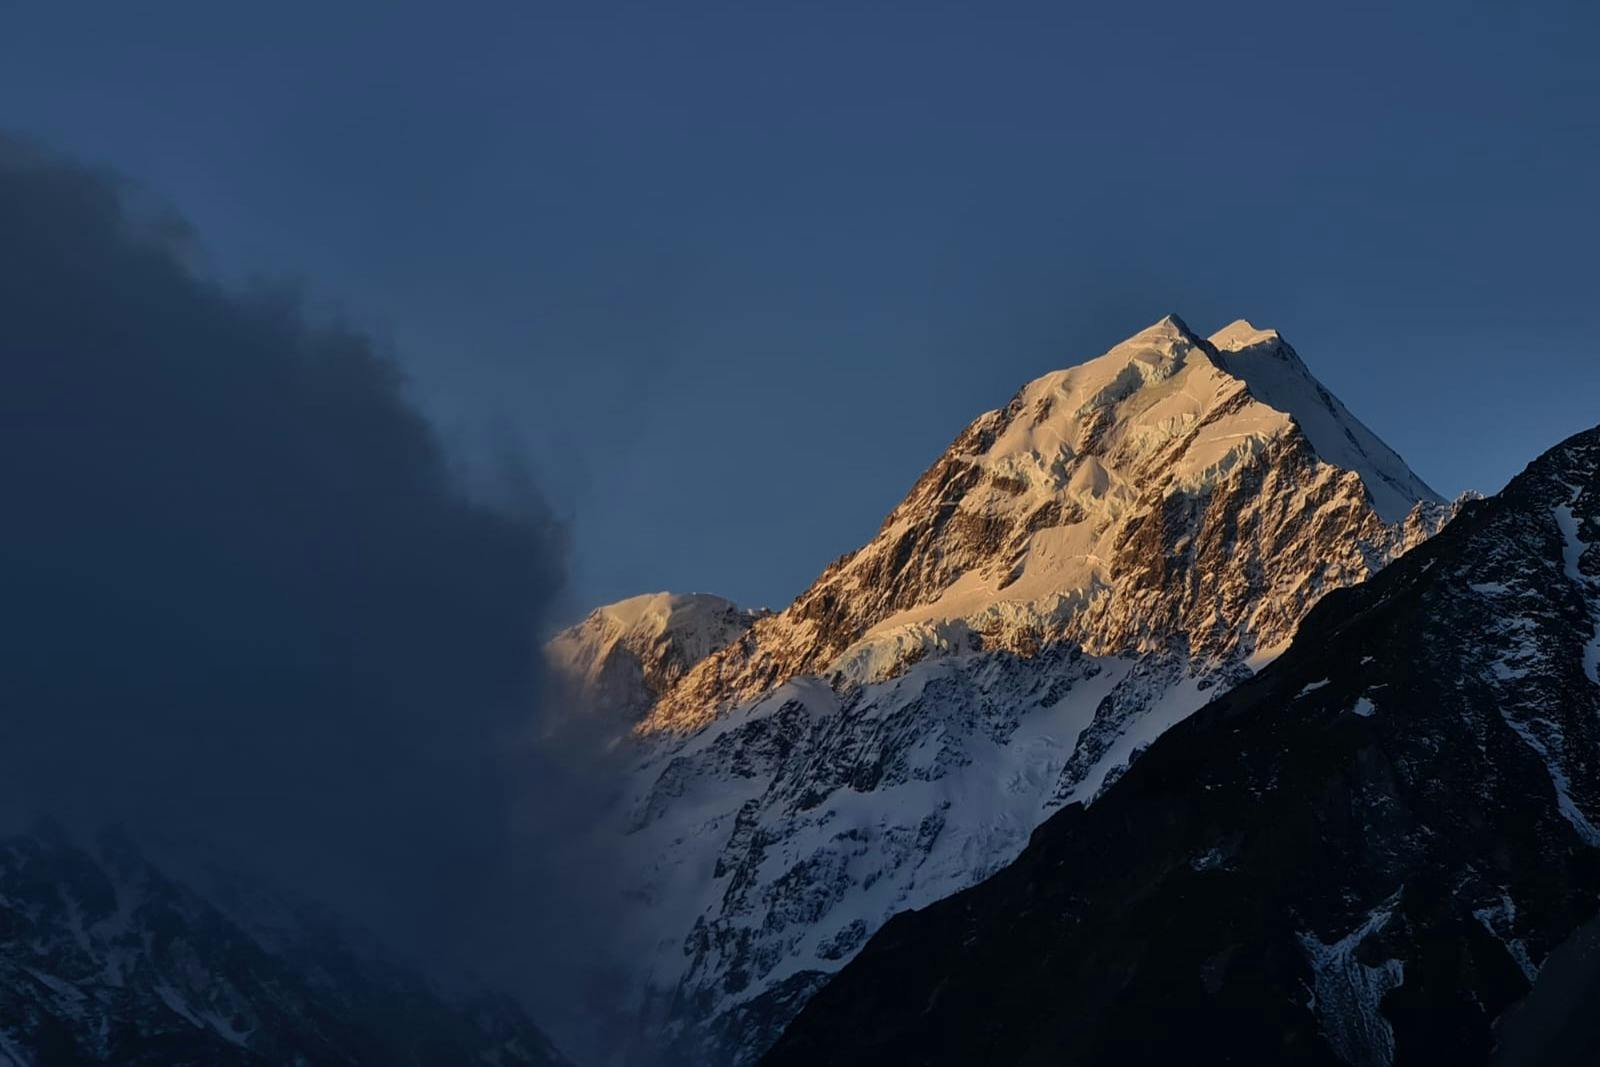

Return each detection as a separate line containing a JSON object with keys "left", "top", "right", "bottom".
{"left": 764, "top": 426, "right": 1600, "bottom": 1067}
{"left": 583, "top": 315, "right": 1452, "bottom": 1066}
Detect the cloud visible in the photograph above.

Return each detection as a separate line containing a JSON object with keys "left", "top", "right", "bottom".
{"left": 0, "top": 133, "right": 573, "bottom": 969}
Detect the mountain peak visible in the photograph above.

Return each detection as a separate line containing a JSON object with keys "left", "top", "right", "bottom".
{"left": 605, "top": 320, "right": 1459, "bottom": 1064}
{"left": 582, "top": 591, "right": 748, "bottom": 637}
{"left": 640, "top": 316, "right": 1448, "bottom": 735}
{"left": 1094, "top": 313, "right": 1205, "bottom": 372}
{"left": 1204, "top": 322, "right": 1443, "bottom": 522}
{"left": 1145, "top": 311, "right": 1201, "bottom": 341}
{"left": 547, "top": 591, "right": 763, "bottom": 720}
{"left": 1207, "top": 318, "right": 1282, "bottom": 352}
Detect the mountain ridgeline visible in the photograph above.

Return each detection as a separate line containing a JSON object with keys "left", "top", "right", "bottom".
{"left": 546, "top": 592, "right": 768, "bottom": 726}
{"left": 10, "top": 311, "right": 1576, "bottom": 1067}
{"left": 0, "top": 828, "right": 570, "bottom": 1066}
{"left": 548, "top": 315, "right": 1456, "bottom": 1066}
{"left": 763, "top": 426, "right": 1600, "bottom": 1067}
{"left": 638, "top": 315, "right": 1443, "bottom": 736}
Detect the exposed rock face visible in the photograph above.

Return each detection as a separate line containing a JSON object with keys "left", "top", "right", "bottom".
{"left": 0, "top": 828, "right": 570, "bottom": 1066}
{"left": 764, "top": 426, "right": 1600, "bottom": 1067}
{"left": 579, "top": 316, "right": 1452, "bottom": 1066}
{"left": 643, "top": 316, "right": 1440, "bottom": 737}
{"left": 546, "top": 592, "right": 765, "bottom": 722}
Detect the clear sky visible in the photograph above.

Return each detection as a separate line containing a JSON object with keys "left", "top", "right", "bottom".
{"left": 4, "top": 0, "right": 1597, "bottom": 619}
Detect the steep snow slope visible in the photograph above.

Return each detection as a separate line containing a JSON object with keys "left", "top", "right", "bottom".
{"left": 1209, "top": 320, "right": 1436, "bottom": 524}
{"left": 547, "top": 593, "right": 765, "bottom": 721}
{"left": 643, "top": 315, "right": 1443, "bottom": 735}
{"left": 765, "top": 425, "right": 1600, "bottom": 1067}
{"left": 559, "top": 315, "right": 1452, "bottom": 1066}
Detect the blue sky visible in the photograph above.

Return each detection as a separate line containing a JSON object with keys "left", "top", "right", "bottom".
{"left": 4, "top": 0, "right": 1597, "bottom": 617}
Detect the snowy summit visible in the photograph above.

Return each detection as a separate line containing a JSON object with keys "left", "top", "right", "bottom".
{"left": 547, "top": 592, "right": 765, "bottom": 721}
{"left": 643, "top": 313, "right": 1444, "bottom": 734}
{"left": 550, "top": 315, "right": 1454, "bottom": 1067}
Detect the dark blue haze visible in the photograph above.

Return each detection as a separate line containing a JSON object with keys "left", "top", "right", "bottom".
{"left": 3, "top": 0, "right": 1596, "bottom": 615}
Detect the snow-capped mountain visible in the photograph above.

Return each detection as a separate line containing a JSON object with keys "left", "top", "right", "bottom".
{"left": 565, "top": 316, "right": 1454, "bottom": 1066}
{"left": 642, "top": 315, "right": 1443, "bottom": 736}
{"left": 764, "top": 424, "right": 1600, "bottom": 1067}
{"left": 547, "top": 593, "right": 766, "bottom": 723}
{"left": 0, "top": 826, "right": 570, "bottom": 1066}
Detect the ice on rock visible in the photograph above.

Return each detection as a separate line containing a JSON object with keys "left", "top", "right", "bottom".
{"left": 557, "top": 314, "right": 1454, "bottom": 1066}
{"left": 546, "top": 591, "right": 765, "bottom": 720}
{"left": 1298, "top": 894, "right": 1407, "bottom": 1067}
{"left": 1210, "top": 320, "right": 1440, "bottom": 524}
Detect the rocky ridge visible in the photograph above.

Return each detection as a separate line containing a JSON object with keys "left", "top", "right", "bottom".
{"left": 564, "top": 316, "right": 1453, "bottom": 1066}
{"left": 642, "top": 315, "right": 1441, "bottom": 736}
{"left": 764, "top": 425, "right": 1600, "bottom": 1067}
{"left": 547, "top": 592, "right": 765, "bottom": 723}
{"left": 0, "top": 827, "right": 570, "bottom": 1066}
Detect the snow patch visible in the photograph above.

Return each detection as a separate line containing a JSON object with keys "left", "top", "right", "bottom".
{"left": 154, "top": 985, "right": 205, "bottom": 1029}
{"left": 1473, "top": 892, "right": 1538, "bottom": 983}
{"left": 1298, "top": 893, "right": 1405, "bottom": 1067}
{"left": 1553, "top": 503, "right": 1586, "bottom": 582}
{"left": 1066, "top": 668, "right": 1218, "bottom": 805}
{"left": 1498, "top": 710, "right": 1600, "bottom": 847}
{"left": 1552, "top": 499, "right": 1600, "bottom": 686}
{"left": 198, "top": 1009, "right": 253, "bottom": 1048}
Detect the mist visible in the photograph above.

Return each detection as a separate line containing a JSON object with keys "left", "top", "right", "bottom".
{"left": 0, "top": 133, "right": 617, "bottom": 1024}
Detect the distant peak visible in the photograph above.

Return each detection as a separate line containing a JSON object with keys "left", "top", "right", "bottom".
{"left": 584, "top": 590, "right": 750, "bottom": 633}
{"left": 1144, "top": 312, "right": 1201, "bottom": 343}
{"left": 1092, "top": 314, "right": 1205, "bottom": 373}
{"left": 547, "top": 590, "right": 764, "bottom": 721}
{"left": 1209, "top": 319, "right": 1284, "bottom": 354}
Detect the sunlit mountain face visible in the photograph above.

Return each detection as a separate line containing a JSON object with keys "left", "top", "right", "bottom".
{"left": 765, "top": 427, "right": 1600, "bottom": 1067}
{"left": 548, "top": 315, "right": 1457, "bottom": 1065}
{"left": 4, "top": 5, "right": 1596, "bottom": 1063}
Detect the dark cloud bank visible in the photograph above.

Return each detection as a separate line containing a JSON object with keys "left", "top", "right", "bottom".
{"left": 0, "top": 134, "right": 613, "bottom": 1027}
